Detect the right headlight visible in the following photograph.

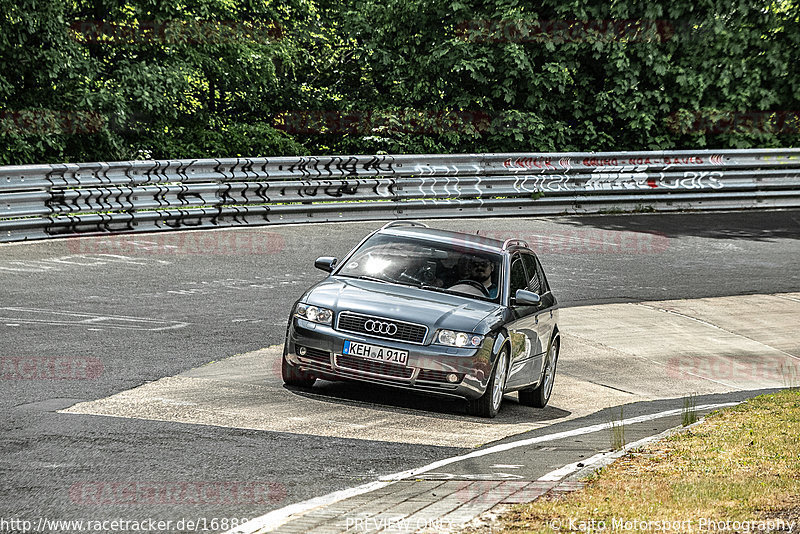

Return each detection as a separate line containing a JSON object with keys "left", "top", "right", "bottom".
{"left": 295, "top": 303, "right": 333, "bottom": 325}
{"left": 435, "top": 329, "right": 483, "bottom": 347}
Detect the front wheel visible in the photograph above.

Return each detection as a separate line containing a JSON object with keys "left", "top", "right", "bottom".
{"left": 282, "top": 353, "right": 316, "bottom": 388}
{"left": 468, "top": 349, "right": 509, "bottom": 418}
{"left": 519, "top": 338, "right": 559, "bottom": 408}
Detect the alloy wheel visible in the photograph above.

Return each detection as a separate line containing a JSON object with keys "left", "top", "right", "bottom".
{"left": 491, "top": 352, "right": 508, "bottom": 411}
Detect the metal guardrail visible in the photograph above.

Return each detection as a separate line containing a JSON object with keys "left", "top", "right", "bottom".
{"left": 1, "top": 149, "right": 799, "bottom": 242}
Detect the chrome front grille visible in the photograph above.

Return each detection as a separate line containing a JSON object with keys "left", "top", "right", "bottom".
{"left": 336, "top": 312, "right": 427, "bottom": 344}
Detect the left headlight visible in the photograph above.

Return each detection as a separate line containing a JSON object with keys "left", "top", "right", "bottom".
{"left": 435, "top": 329, "right": 483, "bottom": 348}
{"left": 295, "top": 303, "right": 334, "bottom": 325}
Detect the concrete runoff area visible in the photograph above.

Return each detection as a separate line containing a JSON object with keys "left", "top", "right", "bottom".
{"left": 63, "top": 292, "right": 800, "bottom": 448}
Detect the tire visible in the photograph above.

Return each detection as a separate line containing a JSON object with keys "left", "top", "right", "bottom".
{"left": 282, "top": 352, "right": 316, "bottom": 388}
{"left": 468, "top": 349, "right": 509, "bottom": 418}
{"left": 519, "top": 338, "right": 558, "bottom": 408}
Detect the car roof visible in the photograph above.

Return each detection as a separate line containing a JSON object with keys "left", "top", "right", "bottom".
{"left": 377, "top": 225, "right": 526, "bottom": 254}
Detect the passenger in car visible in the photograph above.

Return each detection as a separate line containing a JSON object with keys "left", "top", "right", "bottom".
{"left": 434, "top": 250, "right": 462, "bottom": 287}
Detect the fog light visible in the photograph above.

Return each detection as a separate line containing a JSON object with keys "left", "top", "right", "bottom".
{"left": 298, "top": 346, "right": 307, "bottom": 356}
{"left": 447, "top": 373, "right": 459, "bottom": 383}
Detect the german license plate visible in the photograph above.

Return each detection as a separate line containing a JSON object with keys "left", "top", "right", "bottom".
{"left": 343, "top": 340, "right": 408, "bottom": 365}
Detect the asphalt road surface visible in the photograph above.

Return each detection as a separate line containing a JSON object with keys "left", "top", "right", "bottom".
{"left": 1, "top": 210, "right": 799, "bottom": 532}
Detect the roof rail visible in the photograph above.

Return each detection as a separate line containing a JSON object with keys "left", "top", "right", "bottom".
{"left": 380, "top": 221, "right": 430, "bottom": 230}
{"left": 502, "top": 238, "right": 529, "bottom": 250}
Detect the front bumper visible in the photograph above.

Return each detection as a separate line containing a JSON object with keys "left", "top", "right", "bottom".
{"left": 285, "top": 317, "right": 495, "bottom": 400}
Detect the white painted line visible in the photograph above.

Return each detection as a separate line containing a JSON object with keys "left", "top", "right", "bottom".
{"left": 224, "top": 402, "right": 738, "bottom": 534}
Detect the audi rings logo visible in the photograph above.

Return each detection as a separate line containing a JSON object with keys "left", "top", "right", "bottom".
{"left": 364, "top": 320, "right": 398, "bottom": 336}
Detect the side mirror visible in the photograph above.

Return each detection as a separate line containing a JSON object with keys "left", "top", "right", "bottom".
{"left": 514, "top": 289, "right": 541, "bottom": 307}
{"left": 314, "top": 256, "right": 338, "bottom": 273}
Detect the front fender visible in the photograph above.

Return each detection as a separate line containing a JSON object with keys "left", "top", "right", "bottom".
{"left": 489, "top": 328, "right": 511, "bottom": 369}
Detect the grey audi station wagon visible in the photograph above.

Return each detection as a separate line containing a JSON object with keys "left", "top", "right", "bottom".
{"left": 282, "top": 221, "right": 560, "bottom": 417}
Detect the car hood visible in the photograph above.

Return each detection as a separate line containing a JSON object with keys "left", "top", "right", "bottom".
{"left": 302, "top": 277, "right": 503, "bottom": 334}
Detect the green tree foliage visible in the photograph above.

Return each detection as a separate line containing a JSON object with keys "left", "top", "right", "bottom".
{"left": 328, "top": 0, "right": 800, "bottom": 153}
{"left": 0, "top": 0, "right": 309, "bottom": 164}
{"left": 0, "top": 0, "right": 797, "bottom": 164}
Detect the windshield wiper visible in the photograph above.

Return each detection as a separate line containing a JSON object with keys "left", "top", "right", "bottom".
{"left": 419, "top": 284, "right": 461, "bottom": 296}
{"left": 352, "top": 275, "right": 416, "bottom": 287}
{"left": 355, "top": 275, "right": 389, "bottom": 283}
{"left": 419, "top": 284, "right": 494, "bottom": 302}
{"left": 337, "top": 274, "right": 388, "bottom": 283}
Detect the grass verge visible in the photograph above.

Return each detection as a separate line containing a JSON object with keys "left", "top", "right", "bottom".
{"left": 493, "top": 389, "right": 800, "bottom": 533}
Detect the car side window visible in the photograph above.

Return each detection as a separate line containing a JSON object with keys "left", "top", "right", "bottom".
{"left": 521, "top": 254, "right": 542, "bottom": 294}
{"left": 509, "top": 254, "right": 528, "bottom": 298}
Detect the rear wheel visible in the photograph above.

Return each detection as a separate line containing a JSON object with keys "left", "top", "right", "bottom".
{"left": 282, "top": 352, "right": 316, "bottom": 388}
{"left": 468, "top": 349, "right": 509, "bottom": 418}
{"left": 519, "top": 338, "right": 558, "bottom": 408}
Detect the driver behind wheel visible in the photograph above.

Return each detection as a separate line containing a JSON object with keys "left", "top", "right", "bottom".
{"left": 467, "top": 255, "right": 498, "bottom": 298}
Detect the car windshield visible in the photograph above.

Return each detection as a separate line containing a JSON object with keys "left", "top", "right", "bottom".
{"left": 336, "top": 233, "right": 503, "bottom": 302}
